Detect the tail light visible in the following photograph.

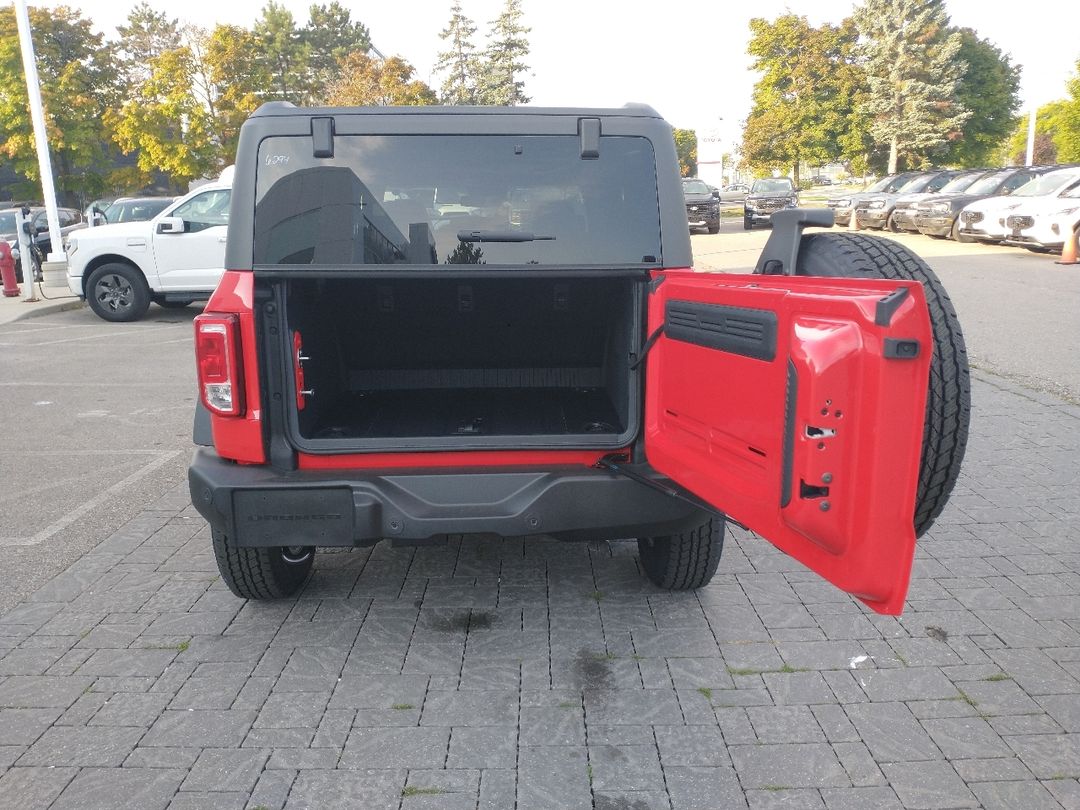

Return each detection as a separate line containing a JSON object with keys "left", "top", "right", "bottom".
{"left": 195, "top": 313, "right": 245, "bottom": 416}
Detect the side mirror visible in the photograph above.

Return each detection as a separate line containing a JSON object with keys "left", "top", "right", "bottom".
{"left": 156, "top": 216, "right": 184, "bottom": 235}
{"left": 91, "top": 213, "right": 106, "bottom": 226}
{"left": 711, "top": 190, "right": 720, "bottom": 200}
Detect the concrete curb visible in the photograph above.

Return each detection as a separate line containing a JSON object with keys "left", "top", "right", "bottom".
{"left": 3, "top": 296, "right": 84, "bottom": 324}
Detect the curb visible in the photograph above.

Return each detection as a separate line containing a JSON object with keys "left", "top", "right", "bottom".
{"left": 5, "top": 297, "right": 85, "bottom": 324}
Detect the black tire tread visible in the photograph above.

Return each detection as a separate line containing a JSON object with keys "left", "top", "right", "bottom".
{"left": 212, "top": 530, "right": 311, "bottom": 599}
{"left": 638, "top": 517, "right": 724, "bottom": 590}
{"left": 794, "top": 233, "right": 970, "bottom": 536}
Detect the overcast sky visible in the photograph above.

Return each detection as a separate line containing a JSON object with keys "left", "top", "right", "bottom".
{"left": 31, "top": 0, "right": 1079, "bottom": 148}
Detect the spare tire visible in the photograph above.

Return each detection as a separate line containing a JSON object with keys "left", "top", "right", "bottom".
{"left": 781, "top": 232, "right": 970, "bottom": 537}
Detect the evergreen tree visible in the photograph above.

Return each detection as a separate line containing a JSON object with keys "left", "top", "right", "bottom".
{"left": 853, "top": 0, "right": 969, "bottom": 173}
{"left": 942, "top": 29, "right": 1022, "bottom": 167}
{"left": 476, "top": 0, "right": 530, "bottom": 106}
{"left": 116, "top": 2, "right": 181, "bottom": 86}
{"left": 434, "top": 0, "right": 480, "bottom": 105}
{"left": 254, "top": 2, "right": 312, "bottom": 104}
{"left": 303, "top": 2, "right": 371, "bottom": 103}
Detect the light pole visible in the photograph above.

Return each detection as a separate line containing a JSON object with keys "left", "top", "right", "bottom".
{"left": 12, "top": 0, "right": 65, "bottom": 266}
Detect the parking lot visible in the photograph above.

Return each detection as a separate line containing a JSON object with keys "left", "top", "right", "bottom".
{"left": 0, "top": 229, "right": 1078, "bottom": 809}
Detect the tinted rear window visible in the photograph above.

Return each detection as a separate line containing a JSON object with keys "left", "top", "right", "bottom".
{"left": 254, "top": 134, "right": 661, "bottom": 266}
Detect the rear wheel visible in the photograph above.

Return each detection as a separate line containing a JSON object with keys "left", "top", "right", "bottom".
{"left": 212, "top": 530, "right": 314, "bottom": 599}
{"left": 86, "top": 263, "right": 151, "bottom": 322}
{"left": 791, "top": 233, "right": 970, "bottom": 536}
{"left": 638, "top": 516, "right": 725, "bottom": 590}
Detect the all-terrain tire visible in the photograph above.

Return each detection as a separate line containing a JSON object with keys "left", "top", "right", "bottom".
{"left": 212, "top": 530, "right": 314, "bottom": 599}
{"left": 791, "top": 232, "right": 970, "bottom": 537}
{"left": 638, "top": 516, "right": 725, "bottom": 590}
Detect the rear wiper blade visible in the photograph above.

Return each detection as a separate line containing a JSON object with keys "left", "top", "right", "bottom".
{"left": 457, "top": 230, "right": 555, "bottom": 243}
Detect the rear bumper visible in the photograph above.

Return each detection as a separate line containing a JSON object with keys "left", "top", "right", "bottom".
{"left": 188, "top": 448, "right": 704, "bottom": 547}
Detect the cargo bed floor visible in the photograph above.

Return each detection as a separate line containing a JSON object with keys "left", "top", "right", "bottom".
{"left": 308, "top": 388, "right": 624, "bottom": 440}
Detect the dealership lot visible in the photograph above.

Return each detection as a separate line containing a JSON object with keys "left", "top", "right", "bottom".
{"left": 0, "top": 232, "right": 1078, "bottom": 809}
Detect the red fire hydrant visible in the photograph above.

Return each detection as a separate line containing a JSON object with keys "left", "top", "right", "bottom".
{"left": 0, "top": 241, "right": 20, "bottom": 297}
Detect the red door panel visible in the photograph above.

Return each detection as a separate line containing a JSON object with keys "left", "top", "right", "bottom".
{"left": 645, "top": 271, "right": 932, "bottom": 615}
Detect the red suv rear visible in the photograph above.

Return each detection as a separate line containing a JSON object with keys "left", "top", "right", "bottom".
{"left": 189, "top": 103, "right": 969, "bottom": 615}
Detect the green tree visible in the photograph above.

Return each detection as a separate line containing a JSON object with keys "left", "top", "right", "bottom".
{"left": 435, "top": 0, "right": 480, "bottom": 105}
{"left": 302, "top": 2, "right": 371, "bottom": 103}
{"left": 741, "top": 15, "right": 867, "bottom": 184}
{"left": 115, "top": 2, "right": 181, "bottom": 86}
{"left": 1057, "top": 58, "right": 1080, "bottom": 162}
{"left": 853, "top": 0, "right": 969, "bottom": 173}
{"left": 672, "top": 128, "right": 697, "bottom": 177}
{"left": 942, "top": 28, "right": 1021, "bottom": 167}
{"left": 254, "top": 2, "right": 311, "bottom": 104}
{"left": 1004, "top": 101, "right": 1068, "bottom": 165}
{"left": 204, "top": 25, "right": 272, "bottom": 164}
{"left": 324, "top": 52, "right": 437, "bottom": 106}
{"left": 107, "top": 43, "right": 218, "bottom": 190}
{"left": 0, "top": 6, "right": 119, "bottom": 204}
{"left": 477, "top": 0, "right": 530, "bottom": 105}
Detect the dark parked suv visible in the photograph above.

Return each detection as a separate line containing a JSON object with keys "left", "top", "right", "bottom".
{"left": 743, "top": 178, "right": 798, "bottom": 229}
{"left": 188, "top": 103, "right": 969, "bottom": 616}
{"left": 682, "top": 177, "right": 720, "bottom": 233}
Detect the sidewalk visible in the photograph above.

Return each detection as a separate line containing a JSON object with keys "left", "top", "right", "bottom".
{"left": 0, "top": 282, "right": 84, "bottom": 325}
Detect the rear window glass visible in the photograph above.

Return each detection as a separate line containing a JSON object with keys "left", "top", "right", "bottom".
{"left": 254, "top": 134, "right": 661, "bottom": 266}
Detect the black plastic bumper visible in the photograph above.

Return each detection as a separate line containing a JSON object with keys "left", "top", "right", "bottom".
{"left": 188, "top": 448, "right": 704, "bottom": 547}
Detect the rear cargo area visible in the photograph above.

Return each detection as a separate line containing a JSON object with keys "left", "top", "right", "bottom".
{"left": 279, "top": 275, "right": 641, "bottom": 450}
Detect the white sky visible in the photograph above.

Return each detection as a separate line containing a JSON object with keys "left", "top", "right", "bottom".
{"left": 32, "top": 0, "right": 1078, "bottom": 149}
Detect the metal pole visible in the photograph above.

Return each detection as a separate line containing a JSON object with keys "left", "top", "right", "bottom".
{"left": 1025, "top": 104, "right": 1037, "bottom": 167}
{"left": 12, "top": 0, "right": 65, "bottom": 262}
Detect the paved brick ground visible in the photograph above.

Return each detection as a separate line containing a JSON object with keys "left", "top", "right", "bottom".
{"left": 1, "top": 369, "right": 1078, "bottom": 810}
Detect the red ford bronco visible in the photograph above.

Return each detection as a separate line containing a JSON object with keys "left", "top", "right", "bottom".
{"left": 189, "top": 103, "right": 969, "bottom": 615}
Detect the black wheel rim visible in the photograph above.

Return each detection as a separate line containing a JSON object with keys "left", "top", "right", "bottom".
{"left": 95, "top": 274, "right": 134, "bottom": 314}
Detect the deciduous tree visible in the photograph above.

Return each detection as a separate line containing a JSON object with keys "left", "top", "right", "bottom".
{"left": 435, "top": 0, "right": 480, "bottom": 105}
{"left": 741, "top": 15, "right": 866, "bottom": 184}
{"left": 324, "top": 53, "right": 436, "bottom": 107}
{"left": 0, "top": 6, "right": 119, "bottom": 203}
{"left": 672, "top": 128, "right": 697, "bottom": 177}
{"left": 941, "top": 29, "right": 1021, "bottom": 167}
{"left": 853, "top": 0, "right": 969, "bottom": 174}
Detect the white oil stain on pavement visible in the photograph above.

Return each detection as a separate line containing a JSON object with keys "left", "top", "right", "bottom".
{"left": 34, "top": 400, "right": 53, "bottom": 406}
{"left": 76, "top": 410, "right": 110, "bottom": 418}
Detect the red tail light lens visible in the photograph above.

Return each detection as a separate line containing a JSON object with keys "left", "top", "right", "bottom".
{"left": 195, "top": 313, "right": 244, "bottom": 416}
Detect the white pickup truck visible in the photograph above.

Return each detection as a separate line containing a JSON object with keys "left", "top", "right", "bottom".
{"left": 66, "top": 171, "right": 232, "bottom": 321}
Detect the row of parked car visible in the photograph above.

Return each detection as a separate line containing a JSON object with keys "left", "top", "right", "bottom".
{"left": 827, "top": 165, "right": 1080, "bottom": 253}
{"left": 0, "top": 196, "right": 175, "bottom": 282}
